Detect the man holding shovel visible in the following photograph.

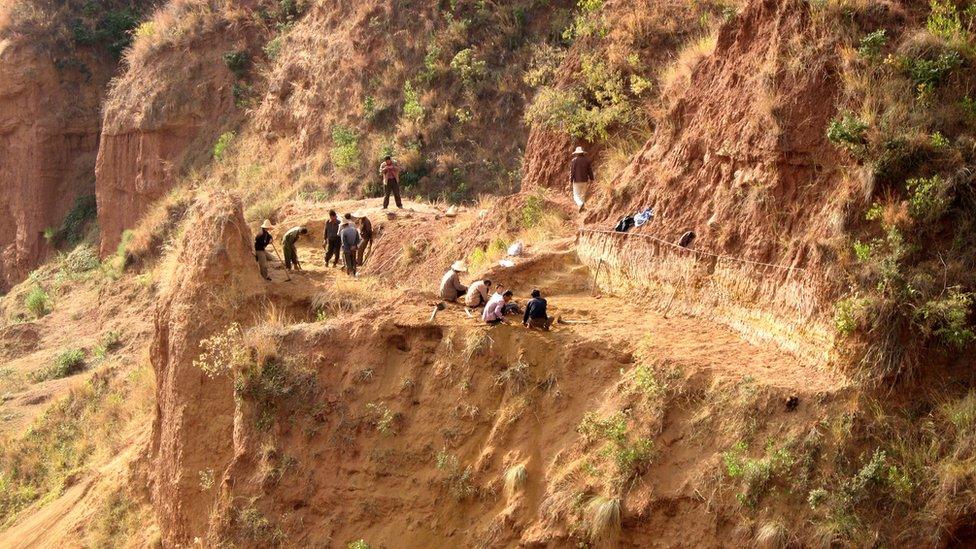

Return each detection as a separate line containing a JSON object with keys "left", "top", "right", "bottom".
{"left": 255, "top": 219, "right": 275, "bottom": 281}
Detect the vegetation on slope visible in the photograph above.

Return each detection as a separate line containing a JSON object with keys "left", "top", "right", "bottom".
{"left": 827, "top": 0, "right": 976, "bottom": 382}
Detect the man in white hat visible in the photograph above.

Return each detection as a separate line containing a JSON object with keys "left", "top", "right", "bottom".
{"left": 255, "top": 219, "right": 275, "bottom": 281}
{"left": 439, "top": 260, "right": 469, "bottom": 302}
{"left": 570, "top": 146, "right": 594, "bottom": 212}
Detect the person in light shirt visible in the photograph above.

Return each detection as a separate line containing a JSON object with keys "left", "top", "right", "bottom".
{"left": 482, "top": 290, "right": 513, "bottom": 325}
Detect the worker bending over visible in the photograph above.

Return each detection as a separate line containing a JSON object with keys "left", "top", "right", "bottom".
{"left": 282, "top": 226, "right": 308, "bottom": 271}
{"left": 465, "top": 279, "right": 492, "bottom": 308}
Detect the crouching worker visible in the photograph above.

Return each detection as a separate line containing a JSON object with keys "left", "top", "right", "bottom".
{"left": 465, "top": 279, "right": 492, "bottom": 308}
{"left": 255, "top": 219, "right": 274, "bottom": 281}
{"left": 282, "top": 226, "right": 308, "bottom": 271}
{"left": 523, "top": 289, "right": 552, "bottom": 330}
{"left": 483, "top": 290, "right": 514, "bottom": 325}
{"left": 439, "top": 261, "right": 468, "bottom": 302}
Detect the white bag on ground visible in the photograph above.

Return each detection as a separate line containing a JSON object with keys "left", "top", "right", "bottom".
{"left": 507, "top": 241, "right": 524, "bottom": 257}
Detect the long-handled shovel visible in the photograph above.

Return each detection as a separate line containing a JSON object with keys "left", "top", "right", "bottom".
{"left": 270, "top": 242, "right": 292, "bottom": 282}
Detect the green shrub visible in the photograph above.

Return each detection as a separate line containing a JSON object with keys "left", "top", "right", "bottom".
{"left": 858, "top": 29, "right": 887, "bottom": 60}
{"left": 929, "top": 131, "right": 950, "bottom": 149}
{"left": 213, "top": 132, "right": 235, "bottom": 161}
{"left": 927, "top": 0, "right": 965, "bottom": 42}
{"left": 526, "top": 54, "right": 638, "bottom": 142}
{"left": 897, "top": 50, "right": 963, "bottom": 99}
{"left": 48, "top": 195, "right": 97, "bottom": 247}
{"left": 362, "top": 96, "right": 377, "bottom": 120}
{"left": 24, "top": 286, "right": 51, "bottom": 318}
{"left": 520, "top": 193, "right": 545, "bottom": 228}
{"left": 232, "top": 83, "right": 254, "bottom": 108}
{"left": 450, "top": 47, "right": 487, "bottom": 86}
{"left": 722, "top": 441, "right": 796, "bottom": 508}
{"left": 834, "top": 296, "right": 869, "bottom": 336}
{"left": 348, "top": 541, "right": 370, "bottom": 549}
{"left": 94, "top": 330, "right": 123, "bottom": 360}
{"left": 223, "top": 50, "right": 250, "bottom": 77}
{"left": 330, "top": 125, "right": 360, "bottom": 171}
{"left": 915, "top": 289, "right": 975, "bottom": 348}
{"left": 72, "top": 9, "right": 139, "bottom": 58}
{"left": 235, "top": 356, "right": 317, "bottom": 430}
{"left": 826, "top": 115, "right": 868, "bottom": 148}
{"left": 578, "top": 411, "right": 654, "bottom": 485}
{"left": 434, "top": 448, "right": 475, "bottom": 500}
{"left": 264, "top": 36, "right": 282, "bottom": 60}
{"left": 905, "top": 175, "right": 951, "bottom": 223}
{"left": 32, "top": 349, "right": 86, "bottom": 382}
{"left": 402, "top": 81, "right": 425, "bottom": 123}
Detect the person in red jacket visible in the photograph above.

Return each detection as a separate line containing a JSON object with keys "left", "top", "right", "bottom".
{"left": 379, "top": 155, "right": 404, "bottom": 209}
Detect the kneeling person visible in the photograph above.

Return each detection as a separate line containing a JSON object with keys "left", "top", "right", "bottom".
{"left": 523, "top": 289, "right": 552, "bottom": 330}
{"left": 465, "top": 279, "right": 492, "bottom": 308}
{"left": 483, "top": 290, "right": 513, "bottom": 325}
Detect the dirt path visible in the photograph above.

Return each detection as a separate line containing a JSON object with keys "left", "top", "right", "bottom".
{"left": 261, "top": 202, "right": 847, "bottom": 396}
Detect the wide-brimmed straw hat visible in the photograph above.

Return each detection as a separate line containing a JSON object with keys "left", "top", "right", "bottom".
{"left": 260, "top": 219, "right": 274, "bottom": 229}
{"left": 445, "top": 205, "right": 458, "bottom": 217}
{"left": 572, "top": 146, "right": 587, "bottom": 155}
{"left": 451, "top": 260, "right": 468, "bottom": 272}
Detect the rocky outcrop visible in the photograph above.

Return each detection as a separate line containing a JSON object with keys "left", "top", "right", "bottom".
{"left": 149, "top": 190, "right": 260, "bottom": 543}
{"left": 0, "top": 39, "right": 107, "bottom": 290}
{"left": 96, "top": 33, "right": 236, "bottom": 256}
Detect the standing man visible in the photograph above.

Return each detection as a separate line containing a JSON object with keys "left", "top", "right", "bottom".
{"left": 379, "top": 155, "right": 404, "bottom": 209}
{"left": 255, "top": 219, "right": 274, "bottom": 281}
{"left": 355, "top": 211, "right": 373, "bottom": 266}
{"left": 439, "top": 261, "right": 468, "bottom": 302}
{"left": 339, "top": 214, "right": 361, "bottom": 276}
{"left": 570, "top": 146, "right": 594, "bottom": 213}
{"left": 483, "top": 290, "right": 514, "bottom": 325}
{"left": 523, "top": 289, "right": 552, "bottom": 330}
{"left": 323, "top": 210, "right": 341, "bottom": 268}
{"left": 282, "top": 226, "right": 308, "bottom": 271}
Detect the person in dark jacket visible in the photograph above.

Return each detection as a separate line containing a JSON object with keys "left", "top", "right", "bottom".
{"left": 323, "top": 210, "right": 341, "bottom": 268}
{"left": 523, "top": 289, "right": 552, "bottom": 330}
{"left": 570, "top": 146, "right": 594, "bottom": 213}
{"left": 354, "top": 212, "right": 373, "bottom": 266}
{"left": 255, "top": 219, "right": 275, "bottom": 281}
{"left": 339, "top": 214, "right": 361, "bottom": 276}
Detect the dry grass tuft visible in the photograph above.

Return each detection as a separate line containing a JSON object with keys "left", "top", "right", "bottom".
{"left": 754, "top": 520, "right": 790, "bottom": 548}
{"left": 659, "top": 33, "right": 718, "bottom": 102}
{"left": 582, "top": 495, "right": 621, "bottom": 541}
{"left": 312, "top": 276, "right": 394, "bottom": 319}
{"left": 503, "top": 463, "right": 528, "bottom": 499}
{"left": 461, "top": 329, "right": 493, "bottom": 363}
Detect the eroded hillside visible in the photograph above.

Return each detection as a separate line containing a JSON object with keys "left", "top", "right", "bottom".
{"left": 2, "top": 0, "right": 976, "bottom": 547}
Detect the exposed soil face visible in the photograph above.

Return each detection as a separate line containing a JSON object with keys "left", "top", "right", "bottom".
{"left": 0, "top": 39, "right": 108, "bottom": 290}
{"left": 96, "top": 32, "right": 239, "bottom": 256}
{"left": 134, "top": 193, "right": 848, "bottom": 547}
